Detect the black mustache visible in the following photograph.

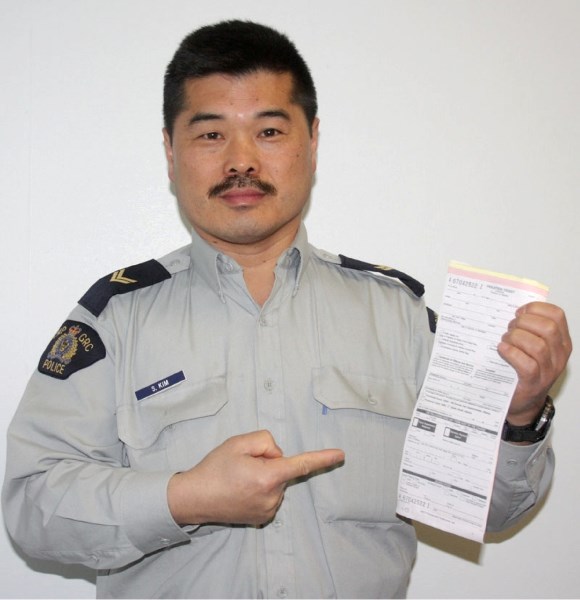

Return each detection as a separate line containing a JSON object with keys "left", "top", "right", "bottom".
{"left": 208, "top": 176, "right": 277, "bottom": 198}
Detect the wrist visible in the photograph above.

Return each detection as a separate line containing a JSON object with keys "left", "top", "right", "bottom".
{"left": 167, "top": 472, "right": 204, "bottom": 526}
{"left": 502, "top": 395, "right": 555, "bottom": 443}
{"left": 506, "top": 393, "right": 550, "bottom": 426}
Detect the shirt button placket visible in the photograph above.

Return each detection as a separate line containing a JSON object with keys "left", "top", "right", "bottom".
{"left": 255, "top": 306, "right": 293, "bottom": 599}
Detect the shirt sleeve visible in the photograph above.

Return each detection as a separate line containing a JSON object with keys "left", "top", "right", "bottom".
{"left": 486, "top": 437, "right": 554, "bottom": 532}
{"left": 1, "top": 306, "right": 191, "bottom": 569}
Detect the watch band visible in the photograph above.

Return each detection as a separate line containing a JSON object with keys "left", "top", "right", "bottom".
{"left": 501, "top": 395, "right": 555, "bottom": 443}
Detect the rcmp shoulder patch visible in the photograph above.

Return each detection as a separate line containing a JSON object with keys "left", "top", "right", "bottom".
{"left": 38, "top": 320, "right": 106, "bottom": 380}
{"left": 338, "top": 254, "right": 425, "bottom": 298}
{"left": 79, "top": 259, "right": 171, "bottom": 317}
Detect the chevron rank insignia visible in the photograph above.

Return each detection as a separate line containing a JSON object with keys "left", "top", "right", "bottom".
{"left": 338, "top": 254, "right": 425, "bottom": 298}
{"left": 109, "top": 268, "right": 137, "bottom": 284}
{"left": 79, "top": 259, "right": 171, "bottom": 317}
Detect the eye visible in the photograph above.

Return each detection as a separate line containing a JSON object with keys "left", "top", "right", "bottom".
{"left": 260, "top": 128, "right": 282, "bottom": 138}
{"left": 200, "top": 131, "right": 222, "bottom": 140}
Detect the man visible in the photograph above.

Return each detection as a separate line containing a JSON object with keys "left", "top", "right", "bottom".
{"left": 2, "top": 20, "right": 571, "bottom": 599}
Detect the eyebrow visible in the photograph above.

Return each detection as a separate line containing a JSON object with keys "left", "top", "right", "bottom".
{"left": 187, "top": 109, "right": 291, "bottom": 128}
{"left": 256, "top": 109, "right": 291, "bottom": 121}
{"left": 188, "top": 112, "right": 222, "bottom": 127}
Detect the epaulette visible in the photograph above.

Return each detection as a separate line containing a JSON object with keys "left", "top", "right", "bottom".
{"left": 338, "top": 254, "right": 425, "bottom": 298}
{"left": 426, "top": 306, "right": 438, "bottom": 333}
{"left": 79, "top": 259, "right": 172, "bottom": 317}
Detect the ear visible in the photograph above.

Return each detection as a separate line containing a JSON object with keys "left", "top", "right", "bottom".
{"left": 310, "top": 117, "right": 320, "bottom": 173}
{"left": 162, "top": 128, "right": 175, "bottom": 182}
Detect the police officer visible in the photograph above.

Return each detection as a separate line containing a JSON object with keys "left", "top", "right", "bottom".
{"left": 3, "top": 20, "right": 572, "bottom": 599}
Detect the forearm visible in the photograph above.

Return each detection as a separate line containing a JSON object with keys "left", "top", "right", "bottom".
{"left": 2, "top": 445, "right": 189, "bottom": 569}
{"left": 2, "top": 339, "right": 190, "bottom": 569}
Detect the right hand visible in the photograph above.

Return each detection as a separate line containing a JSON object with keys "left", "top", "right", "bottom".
{"left": 167, "top": 430, "right": 345, "bottom": 526}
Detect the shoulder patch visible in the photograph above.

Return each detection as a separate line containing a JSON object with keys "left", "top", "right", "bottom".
{"left": 338, "top": 254, "right": 425, "bottom": 298}
{"left": 79, "top": 259, "right": 171, "bottom": 317}
{"left": 38, "top": 320, "right": 106, "bottom": 380}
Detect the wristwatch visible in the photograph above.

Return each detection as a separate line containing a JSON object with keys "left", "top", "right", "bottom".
{"left": 502, "top": 395, "right": 555, "bottom": 443}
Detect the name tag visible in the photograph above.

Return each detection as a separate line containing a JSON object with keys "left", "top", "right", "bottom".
{"left": 135, "top": 370, "right": 186, "bottom": 401}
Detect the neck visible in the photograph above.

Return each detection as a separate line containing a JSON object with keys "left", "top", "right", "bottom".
{"left": 194, "top": 221, "right": 301, "bottom": 306}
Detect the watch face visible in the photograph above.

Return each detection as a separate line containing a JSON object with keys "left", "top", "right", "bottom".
{"left": 535, "top": 397, "right": 555, "bottom": 431}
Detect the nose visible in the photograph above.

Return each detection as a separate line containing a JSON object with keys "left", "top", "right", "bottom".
{"left": 224, "top": 134, "right": 259, "bottom": 177}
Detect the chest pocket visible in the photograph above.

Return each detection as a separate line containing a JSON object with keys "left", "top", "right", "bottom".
{"left": 117, "top": 375, "right": 229, "bottom": 471}
{"left": 311, "top": 366, "right": 416, "bottom": 523}
{"left": 313, "top": 366, "right": 415, "bottom": 418}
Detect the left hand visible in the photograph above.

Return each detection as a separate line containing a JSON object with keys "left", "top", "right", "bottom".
{"left": 498, "top": 302, "right": 572, "bottom": 425}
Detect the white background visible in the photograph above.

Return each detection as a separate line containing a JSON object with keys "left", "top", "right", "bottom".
{"left": 1, "top": 1, "right": 578, "bottom": 597}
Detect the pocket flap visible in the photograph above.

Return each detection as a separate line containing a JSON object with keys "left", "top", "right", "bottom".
{"left": 312, "top": 366, "right": 415, "bottom": 419}
{"left": 117, "top": 375, "right": 227, "bottom": 449}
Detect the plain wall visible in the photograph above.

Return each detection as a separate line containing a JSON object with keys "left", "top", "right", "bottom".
{"left": 1, "top": 0, "right": 578, "bottom": 597}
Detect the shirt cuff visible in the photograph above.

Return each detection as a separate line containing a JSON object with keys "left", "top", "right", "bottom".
{"left": 497, "top": 437, "right": 550, "bottom": 487}
{"left": 120, "top": 470, "right": 191, "bottom": 555}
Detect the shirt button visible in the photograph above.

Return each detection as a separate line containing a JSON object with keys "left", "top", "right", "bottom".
{"left": 273, "top": 518, "right": 283, "bottom": 528}
{"left": 259, "top": 316, "right": 268, "bottom": 326}
{"left": 367, "top": 393, "right": 378, "bottom": 406}
{"left": 277, "top": 587, "right": 288, "bottom": 599}
{"left": 264, "top": 378, "right": 274, "bottom": 392}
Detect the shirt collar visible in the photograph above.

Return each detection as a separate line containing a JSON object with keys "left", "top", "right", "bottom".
{"left": 189, "top": 224, "right": 312, "bottom": 302}
{"left": 283, "top": 222, "right": 310, "bottom": 297}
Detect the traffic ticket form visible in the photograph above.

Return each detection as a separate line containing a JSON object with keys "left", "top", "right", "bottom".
{"left": 396, "top": 261, "right": 549, "bottom": 542}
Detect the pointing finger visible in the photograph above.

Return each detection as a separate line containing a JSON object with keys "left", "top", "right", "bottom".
{"left": 274, "top": 449, "right": 345, "bottom": 484}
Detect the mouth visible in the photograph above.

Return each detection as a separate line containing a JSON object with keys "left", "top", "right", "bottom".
{"left": 220, "top": 187, "right": 267, "bottom": 207}
{"left": 208, "top": 176, "right": 277, "bottom": 206}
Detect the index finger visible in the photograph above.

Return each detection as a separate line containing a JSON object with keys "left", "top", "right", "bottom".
{"left": 517, "top": 301, "right": 566, "bottom": 323}
{"left": 515, "top": 302, "right": 571, "bottom": 343}
{"left": 274, "top": 449, "right": 345, "bottom": 484}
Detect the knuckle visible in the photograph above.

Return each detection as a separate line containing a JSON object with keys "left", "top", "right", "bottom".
{"left": 553, "top": 305, "right": 566, "bottom": 320}
{"left": 255, "top": 471, "right": 277, "bottom": 493}
{"left": 520, "top": 358, "right": 540, "bottom": 381}
{"left": 544, "top": 319, "right": 559, "bottom": 338}
{"left": 296, "top": 457, "right": 310, "bottom": 477}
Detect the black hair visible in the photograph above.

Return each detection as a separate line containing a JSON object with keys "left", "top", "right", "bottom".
{"left": 163, "top": 20, "right": 317, "bottom": 140}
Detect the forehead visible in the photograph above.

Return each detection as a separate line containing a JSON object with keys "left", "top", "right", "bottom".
{"left": 180, "top": 70, "right": 297, "bottom": 115}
